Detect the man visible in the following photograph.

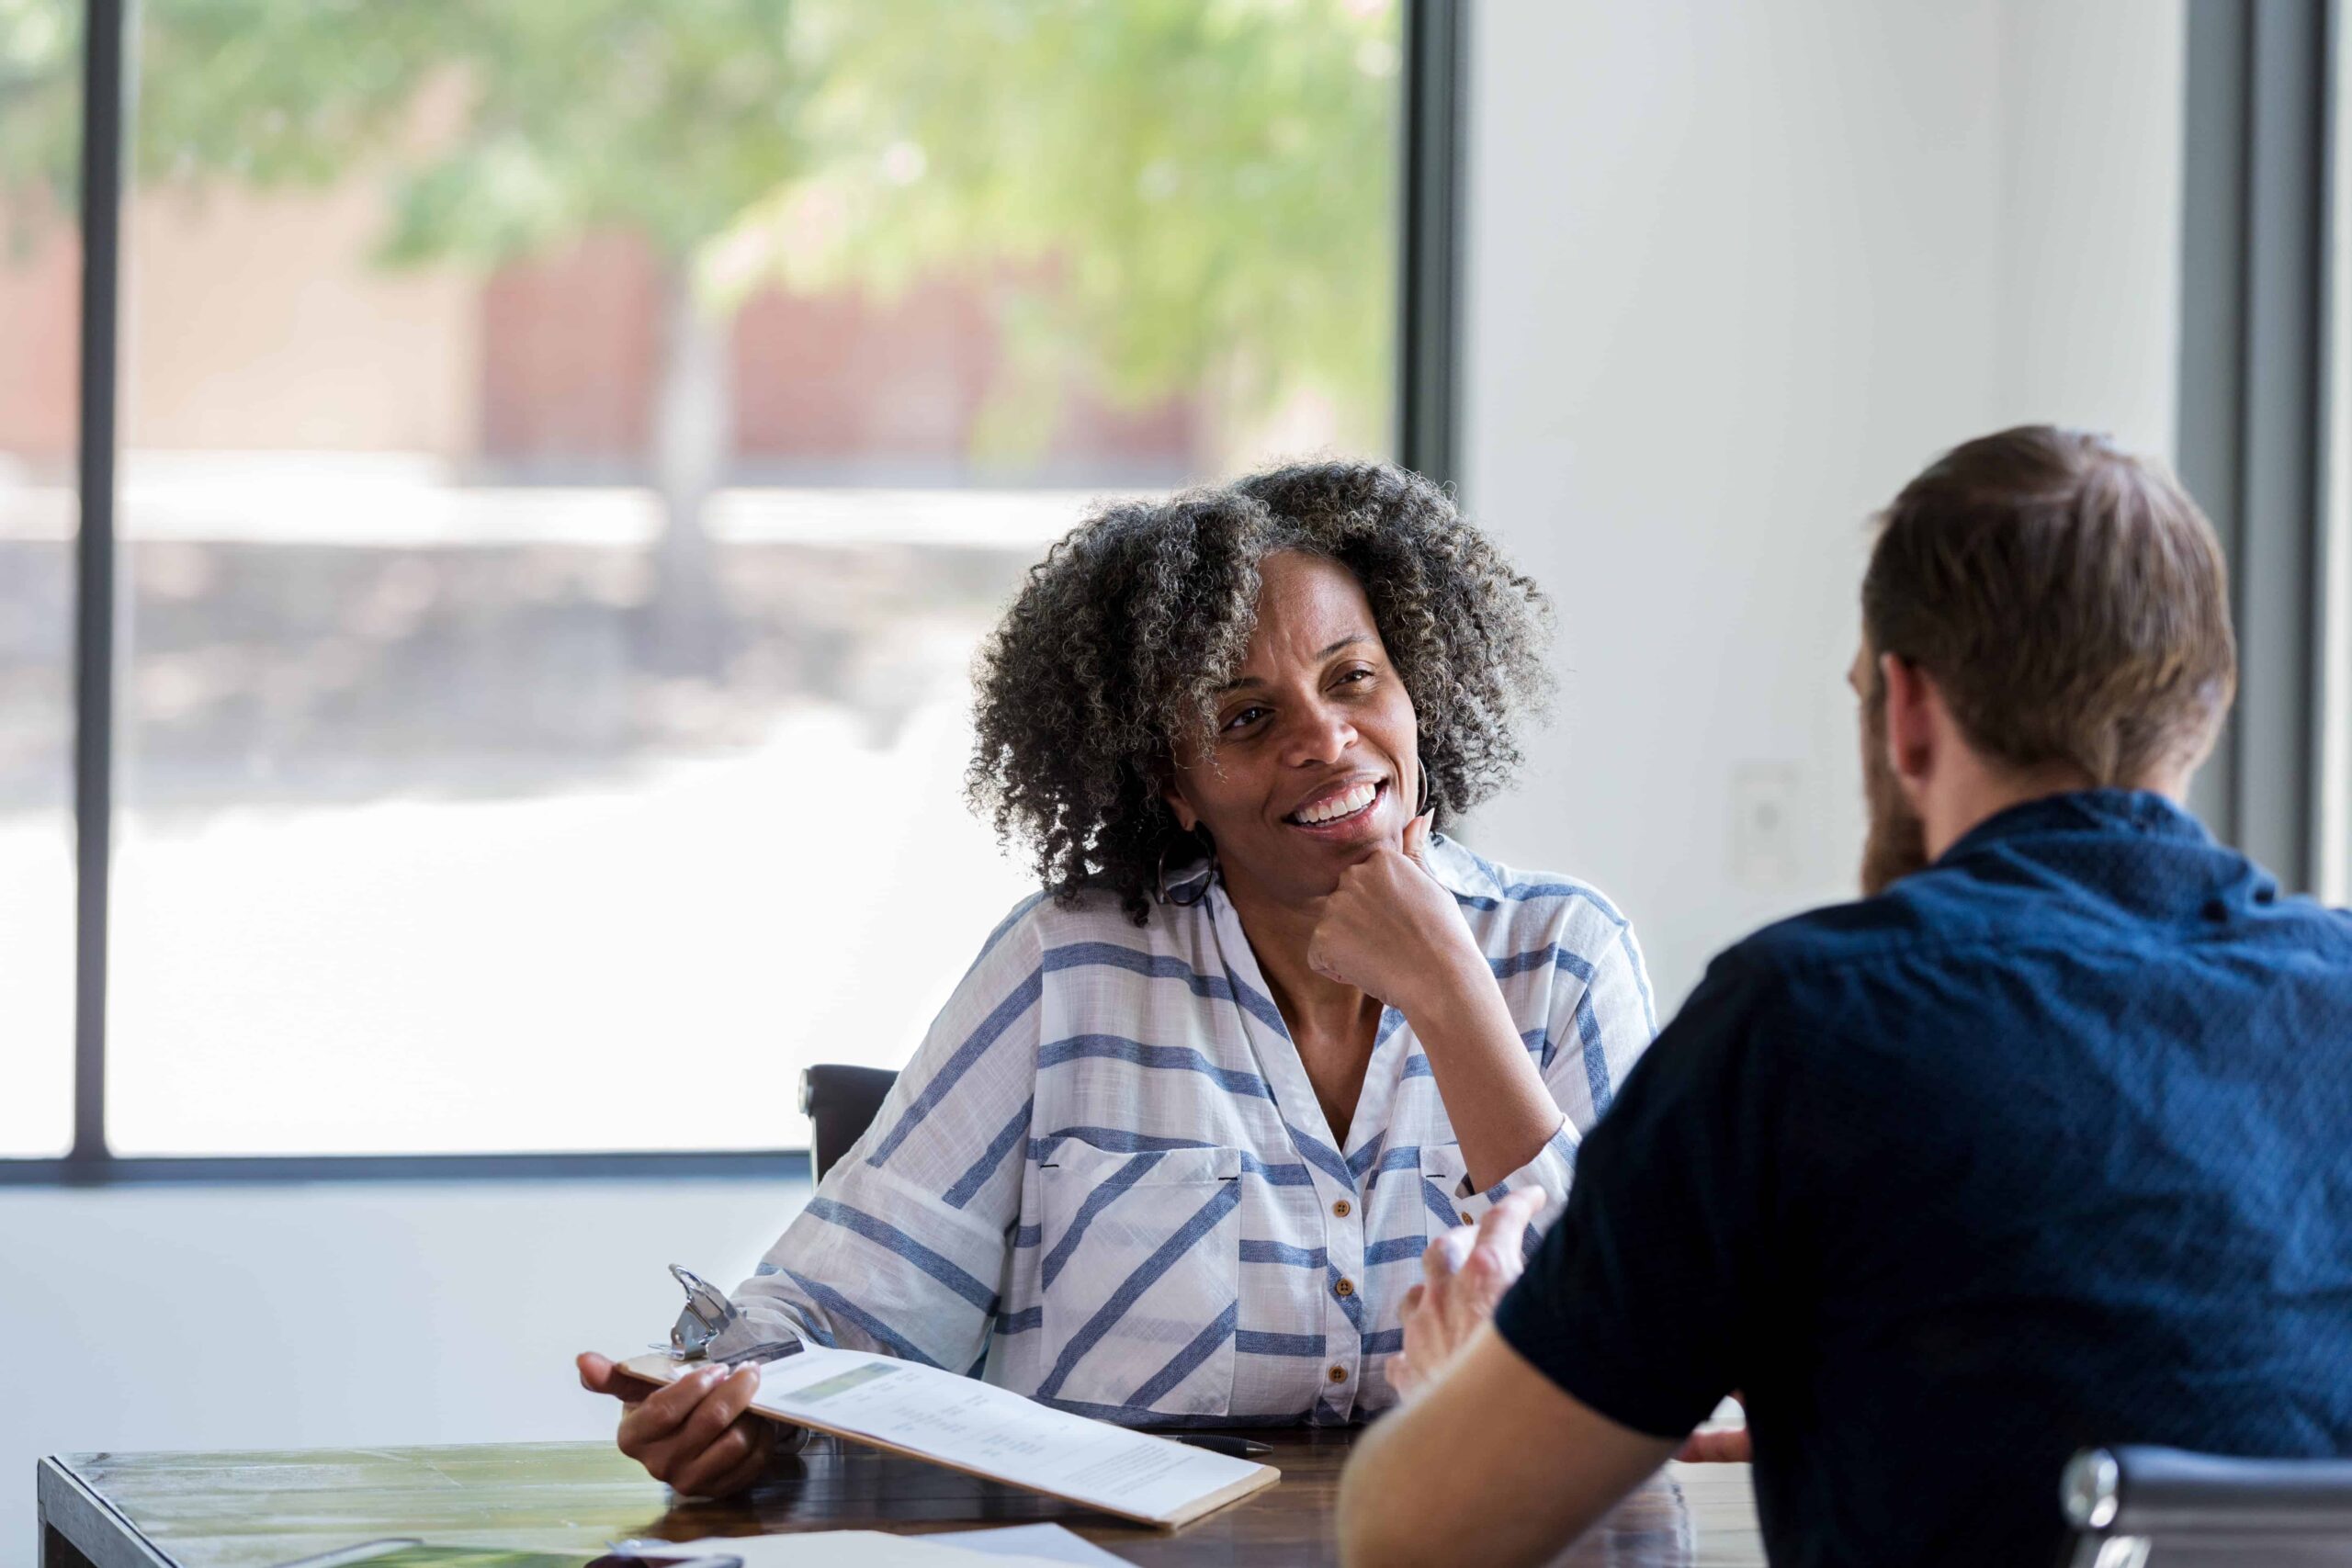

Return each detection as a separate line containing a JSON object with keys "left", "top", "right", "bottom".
{"left": 1338, "top": 426, "right": 2352, "bottom": 1567}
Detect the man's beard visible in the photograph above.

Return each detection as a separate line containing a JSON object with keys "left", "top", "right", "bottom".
{"left": 1860, "top": 701, "right": 1928, "bottom": 897}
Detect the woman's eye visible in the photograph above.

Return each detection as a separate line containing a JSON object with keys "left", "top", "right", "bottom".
{"left": 1221, "top": 706, "right": 1268, "bottom": 732}
{"left": 1336, "top": 668, "right": 1374, "bottom": 687}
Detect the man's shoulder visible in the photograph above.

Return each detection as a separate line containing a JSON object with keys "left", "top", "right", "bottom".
{"left": 1718, "top": 865, "right": 2011, "bottom": 980}
{"left": 1678, "top": 851, "right": 2352, "bottom": 1070}
{"left": 1724, "top": 845, "right": 2352, "bottom": 985}
{"left": 1659, "top": 876, "right": 2004, "bottom": 1063}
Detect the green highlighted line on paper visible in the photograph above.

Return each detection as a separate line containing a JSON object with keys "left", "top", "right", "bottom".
{"left": 793, "top": 1361, "right": 907, "bottom": 1403}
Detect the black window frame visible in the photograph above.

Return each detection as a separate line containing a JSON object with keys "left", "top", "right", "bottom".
{"left": 2177, "top": 0, "right": 2338, "bottom": 889}
{"left": 4, "top": 0, "right": 1469, "bottom": 1187}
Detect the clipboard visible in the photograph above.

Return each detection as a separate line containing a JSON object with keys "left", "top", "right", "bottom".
{"left": 610, "top": 1349, "right": 1281, "bottom": 1529}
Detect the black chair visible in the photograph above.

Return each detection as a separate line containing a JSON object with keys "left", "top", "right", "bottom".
{"left": 799, "top": 1065, "right": 899, "bottom": 1184}
{"left": 2064, "top": 1447, "right": 2352, "bottom": 1567}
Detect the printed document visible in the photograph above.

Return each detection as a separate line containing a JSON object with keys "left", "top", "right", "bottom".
{"left": 612, "top": 1530, "right": 1106, "bottom": 1567}
{"left": 617, "top": 1349, "right": 1275, "bottom": 1528}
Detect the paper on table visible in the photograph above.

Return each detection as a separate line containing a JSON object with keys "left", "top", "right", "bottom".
{"left": 616, "top": 1348, "right": 1275, "bottom": 1529}
{"left": 929, "top": 1525, "right": 1136, "bottom": 1565}
{"left": 609, "top": 1533, "right": 1077, "bottom": 1568}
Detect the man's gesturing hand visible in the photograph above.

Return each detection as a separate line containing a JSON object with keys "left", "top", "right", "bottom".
{"left": 1677, "top": 1394, "right": 1753, "bottom": 1462}
{"left": 1391, "top": 1186, "right": 1546, "bottom": 1403}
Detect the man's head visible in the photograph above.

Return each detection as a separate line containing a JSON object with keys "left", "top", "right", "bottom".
{"left": 1854, "top": 425, "right": 2237, "bottom": 894}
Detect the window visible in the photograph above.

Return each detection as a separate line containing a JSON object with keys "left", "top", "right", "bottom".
{"left": 0, "top": 0, "right": 80, "bottom": 1158}
{"left": 5, "top": 0, "right": 1455, "bottom": 1171}
{"left": 2324, "top": 0, "right": 2352, "bottom": 907}
{"left": 2177, "top": 0, "right": 2335, "bottom": 895}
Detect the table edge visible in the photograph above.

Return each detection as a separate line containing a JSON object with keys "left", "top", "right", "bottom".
{"left": 38, "top": 1457, "right": 176, "bottom": 1568}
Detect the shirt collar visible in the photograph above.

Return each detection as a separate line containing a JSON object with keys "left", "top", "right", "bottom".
{"left": 1419, "top": 830, "right": 1497, "bottom": 899}
{"left": 1940, "top": 788, "right": 2211, "bottom": 863}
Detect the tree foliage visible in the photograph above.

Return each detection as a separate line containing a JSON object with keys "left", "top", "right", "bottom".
{"left": 0, "top": 0, "right": 1399, "bottom": 460}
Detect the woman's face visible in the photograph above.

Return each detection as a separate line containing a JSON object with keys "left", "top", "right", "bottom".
{"left": 1164, "top": 551, "right": 1421, "bottom": 909}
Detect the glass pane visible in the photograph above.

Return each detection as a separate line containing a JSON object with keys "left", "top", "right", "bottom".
{"left": 2325, "top": 6, "right": 2352, "bottom": 906}
{"left": 108, "top": 0, "right": 1400, "bottom": 1156}
{"left": 0, "top": 0, "right": 81, "bottom": 1159}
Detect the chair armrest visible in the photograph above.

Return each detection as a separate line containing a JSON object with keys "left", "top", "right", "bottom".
{"left": 2067, "top": 1446, "right": 2352, "bottom": 1536}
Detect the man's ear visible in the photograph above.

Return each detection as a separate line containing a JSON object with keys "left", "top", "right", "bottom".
{"left": 1879, "top": 652, "right": 1938, "bottom": 788}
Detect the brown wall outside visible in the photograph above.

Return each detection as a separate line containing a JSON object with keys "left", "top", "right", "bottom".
{"left": 478, "top": 231, "right": 662, "bottom": 466}
{"left": 2, "top": 190, "right": 1199, "bottom": 479}
{"left": 485, "top": 231, "right": 1198, "bottom": 476}
{"left": 0, "top": 218, "right": 81, "bottom": 466}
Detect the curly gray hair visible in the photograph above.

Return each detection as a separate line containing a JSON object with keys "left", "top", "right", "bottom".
{"left": 967, "top": 459, "right": 1555, "bottom": 924}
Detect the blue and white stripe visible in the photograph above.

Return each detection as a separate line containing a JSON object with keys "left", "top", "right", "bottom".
{"left": 710, "top": 834, "right": 1654, "bottom": 1426}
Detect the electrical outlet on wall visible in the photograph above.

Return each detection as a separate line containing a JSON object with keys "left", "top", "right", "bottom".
{"left": 1731, "top": 762, "right": 1803, "bottom": 890}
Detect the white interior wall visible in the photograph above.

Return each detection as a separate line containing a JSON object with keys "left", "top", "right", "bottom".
{"left": 0, "top": 5, "right": 2188, "bottom": 1559}
{"left": 1996, "top": 0, "right": 2187, "bottom": 460}
{"left": 1465, "top": 0, "right": 2185, "bottom": 1009}
{"left": 3, "top": 1180, "right": 799, "bottom": 1558}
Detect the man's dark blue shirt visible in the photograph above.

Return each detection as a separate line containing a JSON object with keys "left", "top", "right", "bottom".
{"left": 1495, "top": 791, "right": 2352, "bottom": 1566}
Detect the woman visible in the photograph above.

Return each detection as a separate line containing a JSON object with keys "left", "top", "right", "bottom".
{"left": 580, "top": 461, "right": 1655, "bottom": 1495}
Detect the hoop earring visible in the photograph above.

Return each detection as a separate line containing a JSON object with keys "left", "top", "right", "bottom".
{"left": 1414, "top": 752, "right": 1434, "bottom": 818}
{"left": 1154, "top": 828, "right": 1216, "bottom": 907}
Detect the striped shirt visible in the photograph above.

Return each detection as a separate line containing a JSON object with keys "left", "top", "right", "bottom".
{"left": 707, "top": 833, "right": 1657, "bottom": 1426}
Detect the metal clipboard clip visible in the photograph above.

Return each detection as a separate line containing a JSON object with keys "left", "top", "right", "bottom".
{"left": 663, "top": 1263, "right": 740, "bottom": 1361}
{"left": 658, "top": 1263, "right": 808, "bottom": 1367}
{"left": 653, "top": 1263, "right": 816, "bottom": 1455}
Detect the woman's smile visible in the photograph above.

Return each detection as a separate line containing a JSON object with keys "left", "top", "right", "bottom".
{"left": 1283, "top": 776, "right": 1390, "bottom": 837}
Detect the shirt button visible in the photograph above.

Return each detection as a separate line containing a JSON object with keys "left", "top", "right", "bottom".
{"left": 1331, "top": 1199, "right": 1351, "bottom": 1218}
{"left": 1459, "top": 1211, "right": 1474, "bottom": 1224}
{"left": 1334, "top": 1277, "right": 1355, "bottom": 1299}
{"left": 1328, "top": 1365, "right": 1348, "bottom": 1383}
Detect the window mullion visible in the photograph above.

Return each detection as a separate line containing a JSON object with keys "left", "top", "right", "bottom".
{"left": 71, "top": 0, "right": 130, "bottom": 1169}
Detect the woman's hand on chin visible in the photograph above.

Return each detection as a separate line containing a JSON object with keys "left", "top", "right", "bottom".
{"left": 1307, "top": 810, "right": 1485, "bottom": 1014}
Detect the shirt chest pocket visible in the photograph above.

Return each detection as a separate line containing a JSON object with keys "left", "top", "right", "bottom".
{"left": 1035, "top": 1143, "right": 1243, "bottom": 1417}
{"left": 1419, "top": 1143, "right": 1475, "bottom": 1234}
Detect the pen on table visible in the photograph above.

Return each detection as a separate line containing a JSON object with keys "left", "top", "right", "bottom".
{"left": 1170, "top": 1434, "right": 1272, "bottom": 1459}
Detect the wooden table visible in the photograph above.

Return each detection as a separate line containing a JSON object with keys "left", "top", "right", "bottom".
{"left": 39, "top": 1431, "right": 1764, "bottom": 1568}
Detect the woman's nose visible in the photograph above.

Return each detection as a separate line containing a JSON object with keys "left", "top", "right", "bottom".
{"left": 1280, "top": 700, "right": 1355, "bottom": 764}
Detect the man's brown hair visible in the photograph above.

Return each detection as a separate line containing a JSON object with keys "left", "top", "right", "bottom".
{"left": 1861, "top": 425, "right": 2236, "bottom": 786}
